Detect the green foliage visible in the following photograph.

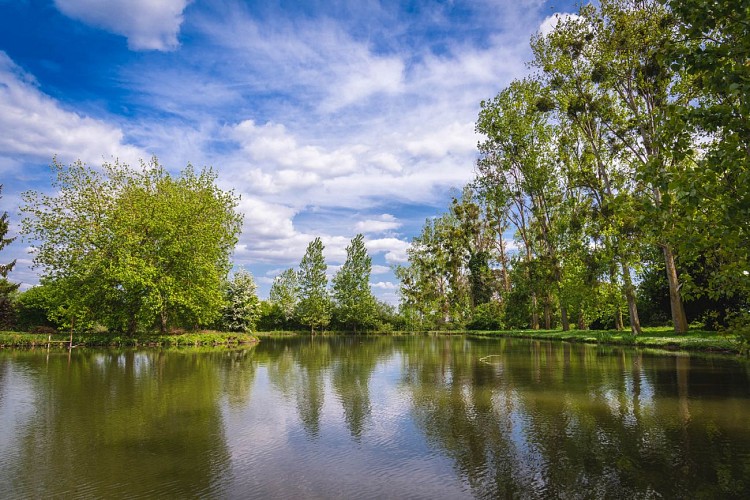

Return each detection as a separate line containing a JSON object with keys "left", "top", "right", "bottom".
{"left": 0, "top": 185, "right": 19, "bottom": 328}
{"left": 269, "top": 268, "right": 299, "bottom": 327}
{"left": 332, "top": 234, "right": 377, "bottom": 332}
{"left": 663, "top": 0, "right": 750, "bottom": 312}
{"left": 466, "top": 301, "right": 504, "bottom": 330}
{"left": 12, "top": 283, "right": 58, "bottom": 331}
{"left": 296, "top": 237, "right": 331, "bottom": 333}
{"left": 397, "top": 0, "right": 750, "bottom": 335}
{"left": 21, "top": 158, "right": 242, "bottom": 335}
{"left": 222, "top": 269, "right": 260, "bottom": 332}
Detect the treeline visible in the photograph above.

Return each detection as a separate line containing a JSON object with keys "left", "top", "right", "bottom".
{"left": 257, "top": 235, "right": 401, "bottom": 333}
{"left": 0, "top": 159, "right": 258, "bottom": 335}
{"left": 0, "top": 162, "right": 399, "bottom": 335}
{"left": 396, "top": 0, "right": 749, "bottom": 334}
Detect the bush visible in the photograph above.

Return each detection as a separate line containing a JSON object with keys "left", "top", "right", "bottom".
{"left": 467, "top": 302, "right": 504, "bottom": 330}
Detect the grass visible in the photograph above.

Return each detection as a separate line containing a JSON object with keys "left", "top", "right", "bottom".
{"left": 0, "top": 330, "right": 259, "bottom": 348}
{"left": 467, "top": 326, "right": 743, "bottom": 354}
{"left": 3, "top": 326, "right": 741, "bottom": 355}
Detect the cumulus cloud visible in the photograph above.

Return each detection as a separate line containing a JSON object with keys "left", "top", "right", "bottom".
{"left": 372, "top": 281, "right": 398, "bottom": 290}
{"left": 366, "top": 238, "right": 410, "bottom": 264}
{"left": 371, "top": 265, "right": 391, "bottom": 275}
{"left": 232, "top": 120, "right": 359, "bottom": 178}
{"left": 355, "top": 214, "right": 402, "bottom": 234}
{"left": 0, "top": 51, "right": 145, "bottom": 170}
{"left": 54, "top": 0, "right": 190, "bottom": 51}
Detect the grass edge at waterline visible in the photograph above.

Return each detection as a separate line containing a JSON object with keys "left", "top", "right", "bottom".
{"left": 466, "top": 326, "right": 744, "bottom": 354}
{"left": 0, "top": 330, "right": 259, "bottom": 348}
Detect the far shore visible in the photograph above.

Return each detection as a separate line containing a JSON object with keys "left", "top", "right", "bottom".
{"left": 1, "top": 327, "right": 745, "bottom": 356}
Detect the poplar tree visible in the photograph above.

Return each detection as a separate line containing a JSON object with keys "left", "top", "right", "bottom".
{"left": 296, "top": 237, "right": 331, "bottom": 334}
{"left": 269, "top": 268, "right": 299, "bottom": 325}
{"left": 333, "top": 234, "right": 376, "bottom": 333}
{"left": 0, "top": 185, "right": 19, "bottom": 326}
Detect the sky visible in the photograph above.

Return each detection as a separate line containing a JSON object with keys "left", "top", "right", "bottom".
{"left": 0, "top": 0, "right": 576, "bottom": 304}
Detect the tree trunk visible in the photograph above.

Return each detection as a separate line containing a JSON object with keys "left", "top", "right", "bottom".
{"left": 561, "top": 304, "right": 570, "bottom": 332}
{"left": 615, "top": 307, "right": 623, "bottom": 331}
{"left": 160, "top": 309, "right": 168, "bottom": 334}
{"left": 531, "top": 292, "right": 540, "bottom": 330}
{"left": 127, "top": 312, "right": 137, "bottom": 337}
{"left": 621, "top": 262, "right": 642, "bottom": 335}
{"left": 662, "top": 244, "right": 689, "bottom": 333}
{"left": 543, "top": 294, "right": 552, "bottom": 330}
{"left": 577, "top": 311, "right": 587, "bottom": 330}
{"left": 497, "top": 236, "right": 511, "bottom": 293}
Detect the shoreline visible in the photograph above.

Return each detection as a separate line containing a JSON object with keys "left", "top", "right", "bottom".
{"left": 0, "top": 330, "right": 260, "bottom": 348}
{"left": 1, "top": 328, "right": 744, "bottom": 356}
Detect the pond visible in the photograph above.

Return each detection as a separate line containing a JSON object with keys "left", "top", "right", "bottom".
{"left": 0, "top": 335, "right": 748, "bottom": 498}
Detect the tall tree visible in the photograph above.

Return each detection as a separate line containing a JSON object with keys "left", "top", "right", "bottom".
{"left": 531, "top": 15, "right": 644, "bottom": 334}
{"left": 578, "top": 0, "right": 690, "bottom": 332}
{"left": 476, "top": 77, "right": 563, "bottom": 329}
{"left": 269, "top": 268, "right": 299, "bottom": 326}
{"left": 222, "top": 269, "right": 260, "bottom": 332}
{"left": 22, "top": 158, "right": 242, "bottom": 334}
{"left": 296, "top": 237, "right": 331, "bottom": 334}
{"left": 332, "top": 234, "right": 376, "bottom": 333}
{"left": 664, "top": 0, "right": 750, "bottom": 321}
{"left": 0, "top": 185, "right": 20, "bottom": 326}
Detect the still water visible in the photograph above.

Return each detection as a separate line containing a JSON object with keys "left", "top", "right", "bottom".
{"left": 0, "top": 336, "right": 748, "bottom": 499}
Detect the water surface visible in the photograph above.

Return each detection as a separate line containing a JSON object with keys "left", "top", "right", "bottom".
{"left": 0, "top": 336, "right": 748, "bottom": 498}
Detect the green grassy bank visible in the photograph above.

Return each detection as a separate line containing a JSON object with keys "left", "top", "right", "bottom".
{"left": 4, "top": 327, "right": 744, "bottom": 355}
{"left": 467, "top": 326, "right": 744, "bottom": 354}
{"left": 0, "top": 330, "right": 259, "bottom": 348}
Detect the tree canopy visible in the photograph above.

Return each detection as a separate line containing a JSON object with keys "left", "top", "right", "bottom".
{"left": 21, "top": 158, "right": 243, "bottom": 334}
{"left": 396, "top": 0, "right": 749, "bottom": 334}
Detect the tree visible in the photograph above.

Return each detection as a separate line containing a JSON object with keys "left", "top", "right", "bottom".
{"left": 222, "top": 269, "right": 260, "bottom": 332}
{"left": 0, "top": 185, "right": 20, "bottom": 327}
{"left": 21, "top": 158, "right": 242, "bottom": 334}
{"left": 333, "top": 234, "right": 377, "bottom": 333}
{"left": 664, "top": 0, "right": 750, "bottom": 324}
{"left": 576, "top": 0, "right": 690, "bottom": 332}
{"left": 531, "top": 19, "right": 645, "bottom": 334}
{"left": 296, "top": 237, "right": 331, "bottom": 334}
{"left": 476, "top": 77, "right": 564, "bottom": 330}
{"left": 269, "top": 268, "right": 299, "bottom": 327}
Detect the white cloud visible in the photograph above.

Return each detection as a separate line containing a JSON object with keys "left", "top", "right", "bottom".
{"left": 232, "top": 120, "right": 359, "bottom": 179}
{"left": 365, "top": 238, "right": 410, "bottom": 264}
{"left": 0, "top": 52, "right": 145, "bottom": 170}
{"left": 320, "top": 54, "right": 405, "bottom": 112}
{"left": 54, "top": 0, "right": 190, "bottom": 51}
{"left": 355, "top": 214, "right": 402, "bottom": 234}
{"left": 371, "top": 265, "right": 391, "bottom": 275}
{"left": 372, "top": 281, "right": 398, "bottom": 290}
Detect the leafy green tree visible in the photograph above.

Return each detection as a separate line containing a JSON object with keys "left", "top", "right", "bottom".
{"left": 296, "top": 237, "right": 331, "bottom": 334}
{"left": 222, "top": 268, "right": 260, "bottom": 332}
{"left": 664, "top": 0, "right": 750, "bottom": 324}
{"left": 0, "top": 185, "right": 20, "bottom": 327}
{"left": 576, "top": 0, "right": 690, "bottom": 332}
{"left": 21, "top": 158, "right": 242, "bottom": 334}
{"left": 397, "top": 213, "right": 472, "bottom": 329}
{"left": 12, "top": 284, "right": 56, "bottom": 331}
{"left": 269, "top": 268, "right": 299, "bottom": 327}
{"left": 532, "top": 17, "right": 644, "bottom": 334}
{"left": 332, "top": 234, "right": 377, "bottom": 333}
{"left": 476, "top": 77, "right": 564, "bottom": 329}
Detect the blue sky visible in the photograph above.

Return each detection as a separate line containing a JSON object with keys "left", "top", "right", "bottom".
{"left": 0, "top": 0, "right": 576, "bottom": 303}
